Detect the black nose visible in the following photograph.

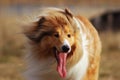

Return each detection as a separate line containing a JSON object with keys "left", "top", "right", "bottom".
{"left": 62, "top": 45, "right": 70, "bottom": 53}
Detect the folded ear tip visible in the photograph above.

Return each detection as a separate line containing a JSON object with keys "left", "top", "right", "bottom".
{"left": 37, "top": 16, "right": 46, "bottom": 24}
{"left": 64, "top": 8, "right": 73, "bottom": 18}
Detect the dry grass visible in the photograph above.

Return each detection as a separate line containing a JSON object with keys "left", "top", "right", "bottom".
{"left": 99, "top": 31, "right": 120, "bottom": 80}
{"left": 0, "top": 14, "right": 25, "bottom": 80}
{"left": 0, "top": 57, "right": 24, "bottom": 80}
{"left": 0, "top": 13, "right": 120, "bottom": 80}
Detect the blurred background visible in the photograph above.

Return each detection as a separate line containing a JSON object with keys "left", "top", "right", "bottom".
{"left": 0, "top": 0, "right": 120, "bottom": 80}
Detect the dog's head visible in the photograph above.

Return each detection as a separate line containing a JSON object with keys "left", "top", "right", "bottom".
{"left": 24, "top": 8, "right": 81, "bottom": 78}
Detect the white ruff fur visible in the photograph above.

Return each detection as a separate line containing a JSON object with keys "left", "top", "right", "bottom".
{"left": 24, "top": 54, "right": 57, "bottom": 80}
{"left": 67, "top": 17, "right": 89, "bottom": 80}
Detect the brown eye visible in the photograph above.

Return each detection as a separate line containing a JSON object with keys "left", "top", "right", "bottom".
{"left": 67, "top": 34, "right": 71, "bottom": 38}
{"left": 54, "top": 33, "right": 59, "bottom": 38}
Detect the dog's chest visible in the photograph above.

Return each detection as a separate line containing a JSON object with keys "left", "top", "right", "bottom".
{"left": 40, "top": 51, "right": 89, "bottom": 80}
{"left": 25, "top": 50, "right": 88, "bottom": 80}
{"left": 67, "top": 51, "right": 89, "bottom": 80}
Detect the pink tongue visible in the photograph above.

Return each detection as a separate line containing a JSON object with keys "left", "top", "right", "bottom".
{"left": 57, "top": 53, "right": 67, "bottom": 78}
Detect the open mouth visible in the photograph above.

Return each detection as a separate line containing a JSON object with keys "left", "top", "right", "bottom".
{"left": 53, "top": 47, "right": 69, "bottom": 78}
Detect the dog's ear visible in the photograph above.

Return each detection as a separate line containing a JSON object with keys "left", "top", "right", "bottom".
{"left": 24, "top": 17, "right": 46, "bottom": 42}
{"left": 64, "top": 8, "right": 73, "bottom": 18}
{"left": 37, "top": 16, "right": 46, "bottom": 26}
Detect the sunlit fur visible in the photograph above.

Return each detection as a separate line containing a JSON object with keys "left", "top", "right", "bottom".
{"left": 24, "top": 8, "right": 101, "bottom": 80}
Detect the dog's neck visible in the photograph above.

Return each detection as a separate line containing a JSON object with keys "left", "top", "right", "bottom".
{"left": 66, "top": 17, "right": 89, "bottom": 80}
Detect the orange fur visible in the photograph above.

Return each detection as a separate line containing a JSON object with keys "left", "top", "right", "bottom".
{"left": 24, "top": 8, "right": 101, "bottom": 80}
{"left": 77, "top": 16, "right": 101, "bottom": 80}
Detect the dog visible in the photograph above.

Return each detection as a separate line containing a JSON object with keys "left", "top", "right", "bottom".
{"left": 24, "top": 8, "right": 101, "bottom": 80}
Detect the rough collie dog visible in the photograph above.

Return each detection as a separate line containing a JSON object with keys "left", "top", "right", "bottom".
{"left": 24, "top": 8, "right": 101, "bottom": 80}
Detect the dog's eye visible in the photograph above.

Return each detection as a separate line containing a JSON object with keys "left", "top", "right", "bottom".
{"left": 54, "top": 33, "right": 59, "bottom": 38}
{"left": 67, "top": 34, "right": 71, "bottom": 38}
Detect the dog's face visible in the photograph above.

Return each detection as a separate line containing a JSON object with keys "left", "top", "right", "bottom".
{"left": 24, "top": 8, "right": 80, "bottom": 78}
